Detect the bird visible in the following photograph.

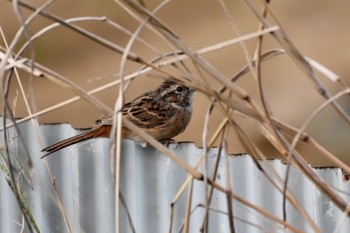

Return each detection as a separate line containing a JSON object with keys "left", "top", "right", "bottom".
{"left": 41, "top": 80, "right": 196, "bottom": 158}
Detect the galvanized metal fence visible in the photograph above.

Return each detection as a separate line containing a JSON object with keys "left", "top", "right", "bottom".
{"left": 1, "top": 118, "right": 350, "bottom": 232}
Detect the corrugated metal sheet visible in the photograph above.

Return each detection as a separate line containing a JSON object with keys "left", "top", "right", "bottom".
{"left": 0, "top": 118, "right": 350, "bottom": 233}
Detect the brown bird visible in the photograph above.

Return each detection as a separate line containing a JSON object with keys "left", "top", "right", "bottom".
{"left": 41, "top": 80, "right": 195, "bottom": 158}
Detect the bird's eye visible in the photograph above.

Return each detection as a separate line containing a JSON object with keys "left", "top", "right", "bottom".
{"left": 176, "top": 86, "right": 184, "bottom": 92}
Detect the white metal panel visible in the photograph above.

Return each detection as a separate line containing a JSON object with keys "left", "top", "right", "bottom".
{"left": 0, "top": 118, "right": 350, "bottom": 232}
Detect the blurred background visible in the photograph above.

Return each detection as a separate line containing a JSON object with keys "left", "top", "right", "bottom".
{"left": 1, "top": 0, "right": 350, "bottom": 165}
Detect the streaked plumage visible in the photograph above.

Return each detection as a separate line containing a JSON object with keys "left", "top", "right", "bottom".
{"left": 41, "top": 80, "right": 195, "bottom": 158}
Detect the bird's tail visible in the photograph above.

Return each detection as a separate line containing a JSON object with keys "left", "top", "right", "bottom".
{"left": 41, "top": 126, "right": 109, "bottom": 159}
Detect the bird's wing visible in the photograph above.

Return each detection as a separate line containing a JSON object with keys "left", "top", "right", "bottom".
{"left": 95, "top": 96, "right": 176, "bottom": 128}
{"left": 122, "top": 96, "right": 176, "bottom": 128}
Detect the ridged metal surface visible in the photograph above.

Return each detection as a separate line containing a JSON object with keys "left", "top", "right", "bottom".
{"left": 0, "top": 118, "right": 350, "bottom": 232}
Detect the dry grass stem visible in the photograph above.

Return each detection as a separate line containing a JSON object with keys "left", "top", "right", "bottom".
{"left": 1, "top": 0, "right": 350, "bottom": 232}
